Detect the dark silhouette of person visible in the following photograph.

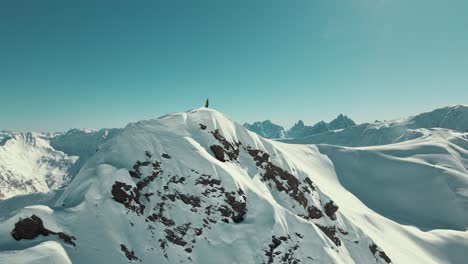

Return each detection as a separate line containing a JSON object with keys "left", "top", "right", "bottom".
{"left": 205, "top": 98, "right": 209, "bottom": 108}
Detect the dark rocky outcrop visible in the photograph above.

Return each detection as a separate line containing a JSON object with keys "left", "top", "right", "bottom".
{"left": 369, "top": 243, "right": 392, "bottom": 263}
{"left": 136, "top": 161, "right": 162, "bottom": 190}
{"left": 120, "top": 244, "right": 140, "bottom": 261}
{"left": 264, "top": 235, "right": 303, "bottom": 264}
{"left": 210, "top": 145, "right": 226, "bottom": 162}
{"left": 11, "top": 215, "right": 76, "bottom": 246}
{"left": 246, "top": 146, "right": 323, "bottom": 220}
{"left": 210, "top": 129, "right": 241, "bottom": 161}
{"left": 111, "top": 181, "right": 145, "bottom": 215}
{"left": 316, "top": 224, "right": 341, "bottom": 246}
{"left": 265, "top": 236, "right": 284, "bottom": 264}
{"left": 128, "top": 160, "right": 151, "bottom": 179}
{"left": 120, "top": 151, "right": 249, "bottom": 259}
{"left": 324, "top": 201, "right": 339, "bottom": 220}
{"left": 224, "top": 189, "right": 247, "bottom": 223}
{"left": 300, "top": 206, "right": 323, "bottom": 220}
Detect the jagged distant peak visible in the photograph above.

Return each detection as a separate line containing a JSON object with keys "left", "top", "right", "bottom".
{"left": 328, "top": 114, "right": 356, "bottom": 130}
{"left": 294, "top": 120, "right": 305, "bottom": 127}
{"left": 243, "top": 119, "right": 285, "bottom": 139}
{"left": 281, "top": 104, "right": 468, "bottom": 147}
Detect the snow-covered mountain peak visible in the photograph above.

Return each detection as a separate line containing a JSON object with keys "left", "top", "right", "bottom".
{"left": 1, "top": 107, "right": 398, "bottom": 263}
{"left": 0, "top": 133, "right": 78, "bottom": 200}
{"left": 124, "top": 108, "right": 246, "bottom": 142}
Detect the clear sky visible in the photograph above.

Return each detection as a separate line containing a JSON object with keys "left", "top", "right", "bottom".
{"left": 1, "top": 0, "right": 467, "bottom": 131}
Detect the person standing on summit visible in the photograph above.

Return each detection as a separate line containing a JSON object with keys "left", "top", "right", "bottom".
{"left": 205, "top": 98, "right": 209, "bottom": 108}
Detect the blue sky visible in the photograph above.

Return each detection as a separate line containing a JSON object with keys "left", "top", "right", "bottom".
{"left": 1, "top": 0, "right": 467, "bottom": 131}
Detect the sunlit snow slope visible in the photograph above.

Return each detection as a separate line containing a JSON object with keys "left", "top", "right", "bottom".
{"left": 0, "top": 133, "right": 78, "bottom": 199}
{"left": 0, "top": 129, "right": 120, "bottom": 200}
{"left": 0, "top": 108, "right": 467, "bottom": 264}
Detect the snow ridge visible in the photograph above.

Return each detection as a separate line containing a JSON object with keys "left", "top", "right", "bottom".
{"left": 0, "top": 133, "right": 78, "bottom": 200}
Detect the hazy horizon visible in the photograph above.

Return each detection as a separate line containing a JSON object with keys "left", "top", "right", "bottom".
{"left": 2, "top": 104, "right": 467, "bottom": 134}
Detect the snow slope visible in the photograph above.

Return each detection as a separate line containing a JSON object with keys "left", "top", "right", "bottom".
{"left": 0, "top": 108, "right": 467, "bottom": 263}
{"left": 318, "top": 129, "right": 468, "bottom": 230}
{"left": 0, "top": 133, "right": 78, "bottom": 200}
{"left": 281, "top": 105, "right": 468, "bottom": 146}
{"left": 50, "top": 128, "right": 121, "bottom": 176}
{"left": 0, "top": 128, "right": 121, "bottom": 200}
{"left": 311, "top": 128, "right": 468, "bottom": 264}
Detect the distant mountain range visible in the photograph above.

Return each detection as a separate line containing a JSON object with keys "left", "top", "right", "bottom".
{"left": 243, "top": 114, "right": 356, "bottom": 139}
{"left": 281, "top": 104, "right": 468, "bottom": 146}
{"left": 243, "top": 120, "right": 286, "bottom": 139}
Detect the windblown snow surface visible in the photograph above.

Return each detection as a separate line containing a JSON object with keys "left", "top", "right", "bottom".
{"left": 0, "top": 108, "right": 467, "bottom": 263}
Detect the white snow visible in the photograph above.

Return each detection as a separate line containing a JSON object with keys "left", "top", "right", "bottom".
{"left": 0, "top": 241, "right": 71, "bottom": 264}
{"left": 0, "top": 128, "right": 121, "bottom": 200}
{"left": 0, "top": 133, "right": 78, "bottom": 199}
{"left": 0, "top": 107, "right": 467, "bottom": 263}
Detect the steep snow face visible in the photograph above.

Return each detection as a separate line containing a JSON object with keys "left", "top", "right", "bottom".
{"left": 282, "top": 105, "right": 468, "bottom": 147}
{"left": 0, "top": 133, "right": 78, "bottom": 199}
{"left": 317, "top": 129, "right": 468, "bottom": 231}
{"left": 243, "top": 120, "right": 286, "bottom": 139}
{"left": 0, "top": 109, "right": 395, "bottom": 264}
